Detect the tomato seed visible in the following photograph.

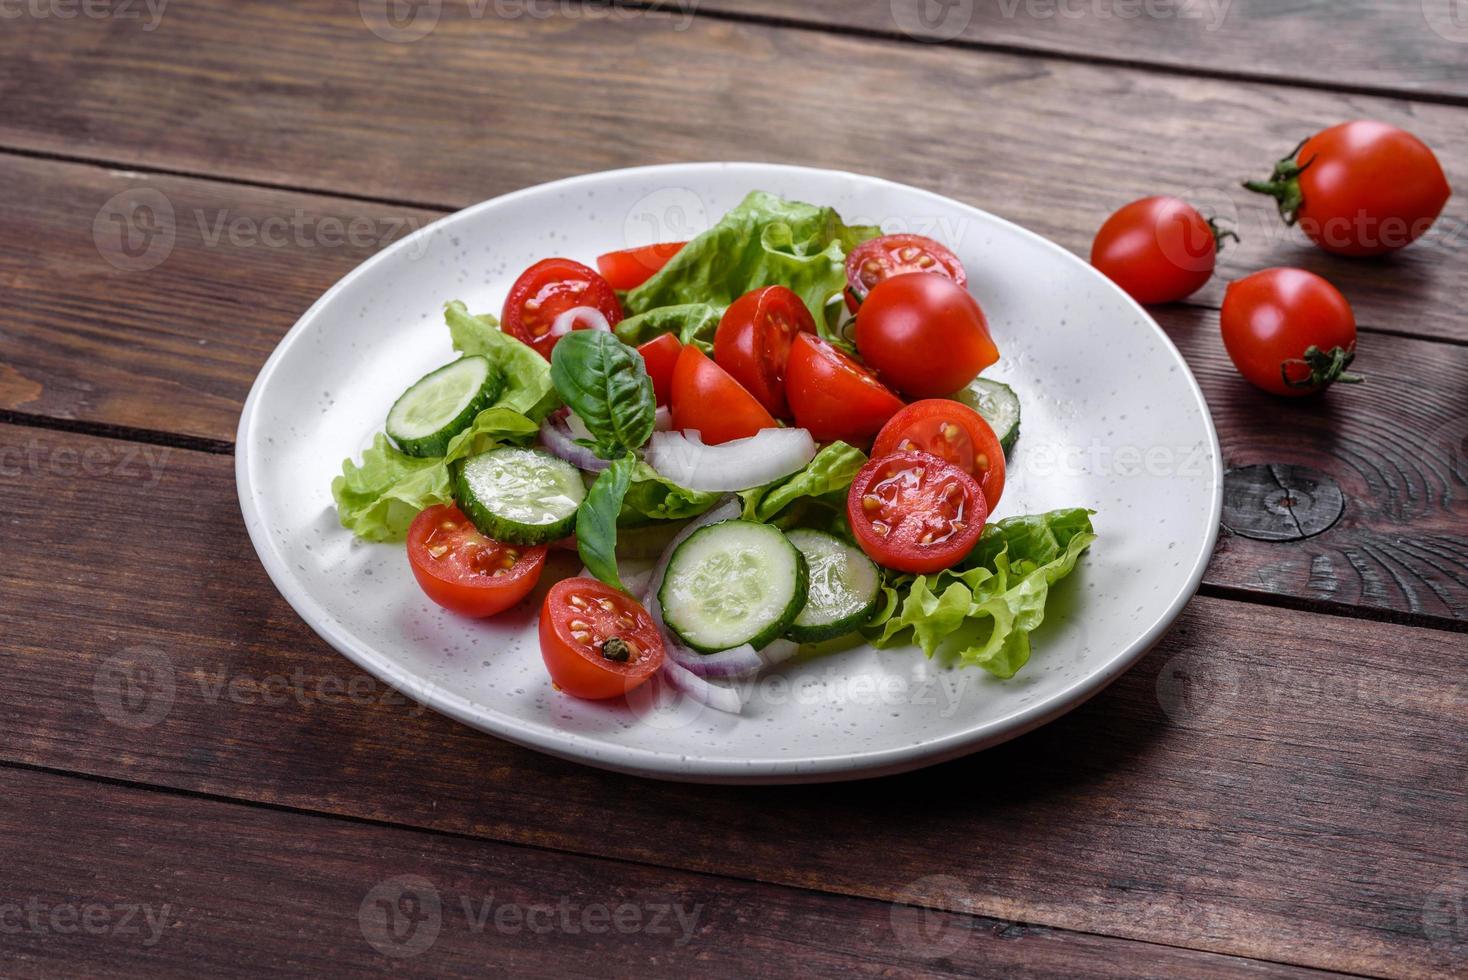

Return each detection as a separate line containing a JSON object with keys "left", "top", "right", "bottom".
{"left": 427, "top": 543, "right": 449, "bottom": 559}
{"left": 598, "top": 598, "right": 616, "bottom": 612}
{"left": 862, "top": 494, "right": 882, "bottom": 513}
{"left": 942, "top": 423, "right": 962, "bottom": 442}
{"left": 899, "top": 246, "right": 921, "bottom": 262}
{"left": 917, "top": 255, "right": 935, "bottom": 268}
{"left": 569, "top": 594, "right": 589, "bottom": 609}
{"left": 871, "top": 521, "right": 891, "bottom": 537}
{"left": 975, "top": 453, "right": 989, "bottom": 471}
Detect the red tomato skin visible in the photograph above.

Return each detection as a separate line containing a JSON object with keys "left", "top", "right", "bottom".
{"left": 785, "top": 333, "right": 905, "bottom": 444}
{"left": 845, "top": 234, "right": 968, "bottom": 311}
{"left": 596, "top": 242, "right": 687, "bottom": 291}
{"left": 1220, "top": 268, "right": 1358, "bottom": 397}
{"left": 501, "top": 258, "right": 624, "bottom": 360}
{"left": 873, "top": 399, "right": 1006, "bottom": 511}
{"left": 713, "top": 286, "right": 815, "bottom": 418}
{"left": 1293, "top": 122, "right": 1451, "bottom": 257}
{"left": 854, "top": 273, "right": 999, "bottom": 397}
{"left": 539, "top": 578, "right": 665, "bottom": 700}
{"left": 636, "top": 333, "right": 682, "bottom": 406}
{"left": 1091, "top": 197, "right": 1218, "bottom": 305}
{"left": 669, "top": 345, "right": 777, "bottom": 445}
{"left": 846, "top": 451, "right": 987, "bottom": 574}
{"left": 406, "top": 504, "right": 546, "bottom": 618}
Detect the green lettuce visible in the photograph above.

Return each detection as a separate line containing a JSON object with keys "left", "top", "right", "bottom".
{"left": 620, "top": 462, "right": 721, "bottom": 524}
{"left": 740, "top": 442, "right": 866, "bottom": 525}
{"left": 624, "top": 191, "right": 878, "bottom": 327}
{"left": 331, "top": 302, "right": 553, "bottom": 541}
{"left": 613, "top": 303, "right": 723, "bottom": 352}
{"left": 867, "top": 509, "right": 1097, "bottom": 678}
{"left": 444, "top": 301, "right": 560, "bottom": 421}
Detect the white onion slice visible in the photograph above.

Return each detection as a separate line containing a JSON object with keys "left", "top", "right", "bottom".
{"left": 550, "top": 306, "right": 611, "bottom": 338}
{"left": 646, "top": 428, "right": 817, "bottom": 492}
{"left": 659, "top": 658, "right": 746, "bottom": 714}
{"left": 759, "top": 638, "right": 801, "bottom": 668}
{"left": 539, "top": 415, "right": 608, "bottom": 473}
{"left": 654, "top": 405, "right": 673, "bottom": 431}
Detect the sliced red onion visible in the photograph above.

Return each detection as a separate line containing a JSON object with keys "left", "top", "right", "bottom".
{"left": 665, "top": 640, "right": 764, "bottom": 680}
{"left": 759, "top": 638, "right": 801, "bottom": 668}
{"left": 659, "top": 658, "right": 746, "bottom": 715}
{"left": 654, "top": 405, "right": 672, "bottom": 431}
{"left": 539, "top": 414, "right": 609, "bottom": 473}
{"left": 550, "top": 305, "right": 611, "bottom": 338}
{"left": 646, "top": 428, "right": 817, "bottom": 492}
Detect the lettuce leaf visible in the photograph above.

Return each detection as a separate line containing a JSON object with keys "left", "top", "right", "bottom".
{"left": 613, "top": 303, "right": 723, "bottom": 352}
{"left": 866, "top": 509, "right": 1097, "bottom": 679}
{"left": 739, "top": 441, "right": 866, "bottom": 525}
{"left": 619, "top": 462, "right": 721, "bottom": 523}
{"left": 624, "top": 191, "right": 879, "bottom": 327}
{"left": 444, "top": 301, "right": 561, "bottom": 421}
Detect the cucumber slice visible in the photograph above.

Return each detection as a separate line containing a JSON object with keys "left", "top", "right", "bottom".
{"left": 452, "top": 447, "right": 586, "bottom": 545}
{"left": 659, "top": 521, "right": 808, "bottom": 654}
{"left": 387, "top": 356, "right": 501, "bottom": 457}
{"left": 785, "top": 529, "right": 881, "bottom": 643}
{"left": 953, "top": 378, "right": 1021, "bottom": 455}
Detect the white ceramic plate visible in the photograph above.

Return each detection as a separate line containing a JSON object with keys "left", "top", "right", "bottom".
{"left": 236, "top": 163, "right": 1221, "bottom": 783}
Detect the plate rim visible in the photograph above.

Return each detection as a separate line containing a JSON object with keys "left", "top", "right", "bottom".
{"left": 235, "top": 161, "right": 1223, "bottom": 784}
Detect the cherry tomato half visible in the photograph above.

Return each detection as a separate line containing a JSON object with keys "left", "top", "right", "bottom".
{"left": 1091, "top": 196, "right": 1232, "bottom": 305}
{"left": 847, "top": 451, "right": 988, "bottom": 574}
{"left": 845, "top": 234, "right": 968, "bottom": 312}
{"left": 539, "top": 578, "right": 665, "bottom": 700}
{"left": 873, "top": 400, "right": 1006, "bottom": 511}
{"left": 637, "top": 332, "right": 682, "bottom": 407}
{"left": 785, "top": 332, "right": 905, "bottom": 444}
{"left": 713, "top": 285, "right": 815, "bottom": 418}
{"left": 670, "top": 344, "right": 777, "bottom": 445}
{"left": 1245, "top": 120, "right": 1452, "bottom": 257}
{"left": 1220, "top": 268, "right": 1361, "bottom": 397}
{"left": 854, "top": 273, "right": 999, "bottom": 398}
{"left": 407, "top": 504, "right": 547, "bottom": 617}
{"left": 595, "top": 242, "right": 687, "bottom": 291}
{"left": 502, "top": 258, "right": 624, "bottom": 360}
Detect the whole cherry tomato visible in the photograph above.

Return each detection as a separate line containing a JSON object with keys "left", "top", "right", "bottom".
{"left": 854, "top": 273, "right": 999, "bottom": 398}
{"left": 1220, "top": 268, "right": 1363, "bottom": 397}
{"left": 1091, "top": 196, "right": 1235, "bottom": 305}
{"left": 1244, "top": 121, "right": 1451, "bottom": 257}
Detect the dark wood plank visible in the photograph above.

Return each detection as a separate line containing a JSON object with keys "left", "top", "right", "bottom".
{"left": 7, "top": 768, "right": 1323, "bottom": 979}
{"left": 699, "top": 0, "right": 1468, "bottom": 100}
{"left": 4, "top": 157, "right": 1463, "bottom": 626}
{"left": 1, "top": 3, "right": 1465, "bottom": 342}
{"left": 1, "top": 423, "right": 1463, "bottom": 976}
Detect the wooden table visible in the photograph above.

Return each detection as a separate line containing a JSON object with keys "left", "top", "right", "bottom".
{"left": 2, "top": 2, "right": 1464, "bottom": 976}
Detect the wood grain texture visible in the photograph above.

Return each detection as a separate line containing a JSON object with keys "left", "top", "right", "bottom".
{"left": 698, "top": 0, "right": 1468, "bottom": 99}
{"left": 5, "top": 768, "right": 1328, "bottom": 978}
{"left": 0, "top": 1, "right": 1465, "bottom": 341}
{"left": 1, "top": 423, "right": 1463, "bottom": 976}
{"left": 3, "top": 157, "right": 1462, "bottom": 625}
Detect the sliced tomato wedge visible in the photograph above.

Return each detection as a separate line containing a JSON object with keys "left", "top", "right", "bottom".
{"left": 847, "top": 451, "right": 987, "bottom": 574}
{"left": 596, "top": 242, "right": 687, "bottom": 291}
{"left": 636, "top": 333, "right": 683, "bottom": 407}
{"left": 502, "top": 258, "right": 623, "bottom": 360}
{"left": 406, "top": 504, "right": 547, "bottom": 617}
{"left": 670, "top": 345, "right": 777, "bottom": 445}
{"left": 845, "top": 234, "right": 967, "bottom": 312}
{"left": 539, "top": 578, "right": 665, "bottom": 700}
{"left": 784, "top": 333, "right": 904, "bottom": 444}
{"left": 713, "top": 285, "right": 815, "bottom": 418}
{"left": 873, "top": 400, "right": 1006, "bottom": 511}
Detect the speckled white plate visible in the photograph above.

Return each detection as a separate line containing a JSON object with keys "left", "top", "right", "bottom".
{"left": 236, "top": 163, "right": 1221, "bottom": 783}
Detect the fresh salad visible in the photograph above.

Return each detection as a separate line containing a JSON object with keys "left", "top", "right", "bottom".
{"left": 332, "top": 192, "right": 1096, "bottom": 714}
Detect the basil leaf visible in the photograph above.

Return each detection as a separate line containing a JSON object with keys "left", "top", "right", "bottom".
{"left": 577, "top": 453, "right": 638, "bottom": 590}
{"left": 549, "top": 330, "right": 656, "bottom": 459}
